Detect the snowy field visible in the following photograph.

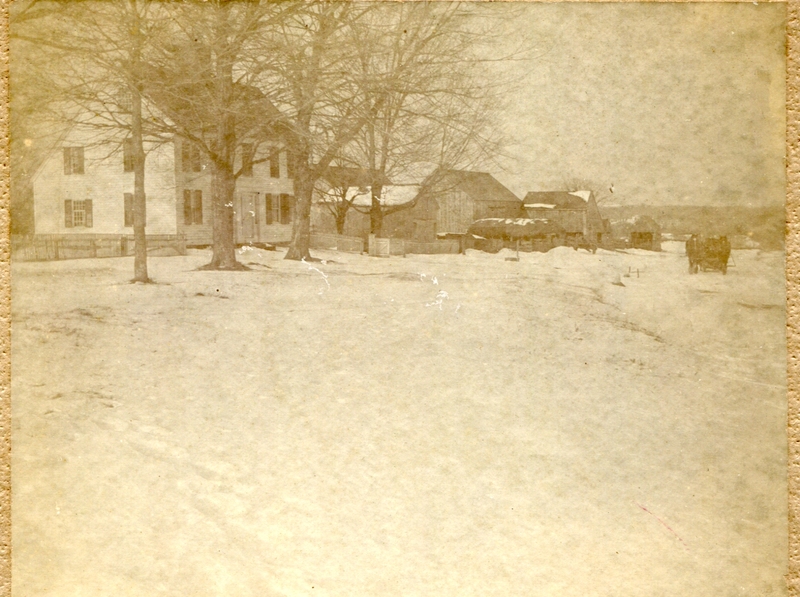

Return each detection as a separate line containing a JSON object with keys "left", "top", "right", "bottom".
{"left": 11, "top": 242, "right": 786, "bottom": 597}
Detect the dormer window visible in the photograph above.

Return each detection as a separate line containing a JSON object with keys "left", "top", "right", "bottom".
{"left": 63, "top": 147, "right": 84, "bottom": 175}
{"left": 119, "top": 89, "right": 133, "bottom": 113}
{"left": 182, "top": 141, "right": 202, "bottom": 173}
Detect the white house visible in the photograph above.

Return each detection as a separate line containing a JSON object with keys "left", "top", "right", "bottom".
{"left": 32, "top": 126, "right": 296, "bottom": 247}
{"left": 177, "top": 137, "right": 296, "bottom": 246}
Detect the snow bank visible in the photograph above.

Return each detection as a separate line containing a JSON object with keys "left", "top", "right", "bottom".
{"left": 10, "top": 246, "right": 786, "bottom": 597}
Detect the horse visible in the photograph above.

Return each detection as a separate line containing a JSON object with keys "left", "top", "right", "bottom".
{"left": 686, "top": 234, "right": 702, "bottom": 274}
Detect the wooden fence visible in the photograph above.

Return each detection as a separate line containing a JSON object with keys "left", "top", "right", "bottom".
{"left": 310, "top": 233, "right": 462, "bottom": 256}
{"left": 309, "top": 233, "right": 365, "bottom": 253}
{"left": 404, "top": 239, "right": 461, "bottom": 255}
{"left": 11, "top": 234, "right": 187, "bottom": 262}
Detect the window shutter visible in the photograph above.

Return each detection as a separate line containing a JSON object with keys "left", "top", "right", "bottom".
{"left": 182, "top": 141, "right": 190, "bottom": 173}
{"left": 192, "top": 146, "right": 202, "bottom": 172}
{"left": 63, "top": 149, "right": 71, "bottom": 175}
{"left": 123, "top": 138, "right": 134, "bottom": 172}
{"left": 183, "top": 190, "right": 193, "bottom": 224}
{"left": 124, "top": 193, "right": 134, "bottom": 227}
{"left": 84, "top": 200, "right": 93, "bottom": 227}
{"left": 265, "top": 194, "right": 273, "bottom": 224}
{"left": 280, "top": 193, "right": 291, "bottom": 224}
{"left": 270, "top": 150, "right": 280, "bottom": 179}
{"left": 286, "top": 151, "right": 295, "bottom": 179}
{"left": 64, "top": 200, "right": 73, "bottom": 227}
{"left": 193, "top": 190, "right": 203, "bottom": 225}
{"left": 242, "top": 143, "right": 254, "bottom": 177}
{"left": 74, "top": 147, "right": 84, "bottom": 174}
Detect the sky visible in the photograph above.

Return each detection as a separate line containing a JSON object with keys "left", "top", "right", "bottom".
{"left": 485, "top": 2, "right": 786, "bottom": 207}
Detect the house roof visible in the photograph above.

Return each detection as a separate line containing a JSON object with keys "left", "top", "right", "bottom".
{"left": 427, "top": 169, "right": 520, "bottom": 203}
{"left": 322, "top": 167, "right": 392, "bottom": 189}
{"left": 523, "top": 191, "right": 590, "bottom": 210}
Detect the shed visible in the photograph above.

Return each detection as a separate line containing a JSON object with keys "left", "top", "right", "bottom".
{"left": 611, "top": 215, "right": 662, "bottom": 251}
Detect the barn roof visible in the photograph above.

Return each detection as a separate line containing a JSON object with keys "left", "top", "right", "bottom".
{"left": 427, "top": 169, "right": 520, "bottom": 203}
{"left": 523, "top": 191, "right": 590, "bottom": 210}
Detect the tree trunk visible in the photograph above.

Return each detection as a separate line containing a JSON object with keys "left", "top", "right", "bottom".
{"left": 369, "top": 184, "right": 383, "bottom": 237}
{"left": 129, "top": 4, "right": 148, "bottom": 283}
{"left": 285, "top": 168, "right": 313, "bottom": 260}
{"left": 209, "top": 156, "right": 237, "bottom": 269}
{"left": 335, "top": 210, "right": 346, "bottom": 236}
{"left": 207, "top": 33, "right": 239, "bottom": 270}
{"left": 131, "top": 88, "right": 149, "bottom": 282}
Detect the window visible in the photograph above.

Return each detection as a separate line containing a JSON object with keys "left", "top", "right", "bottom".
{"left": 265, "top": 193, "right": 293, "bottom": 225}
{"left": 183, "top": 189, "right": 203, "bottom": 225}
{"left": 241, "top": 143, "right": 254, "bottom": 177}
{"left": 269, "top": 149, "right": 280, "bottom": 179}
{"left": 124, "top": 193, "right": 134, "bottom": 227}
{"left": 181, "top": 141, "right": 202, "bottom": 173}
{"left": 123, "top": 138, "right": 135, "bottom": 172}
{"left": 64, "top": 199, "right": 93, "bottom": 228}
{"left": 119, "top": 89, "right": 133, "bottom": 112}
{"left": 63, "top": 147, "right": 84, "bottom": 175}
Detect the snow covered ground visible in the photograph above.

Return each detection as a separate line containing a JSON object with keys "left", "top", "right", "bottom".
{"left": 11, "top": 242, "right": 786, "bottom": 596}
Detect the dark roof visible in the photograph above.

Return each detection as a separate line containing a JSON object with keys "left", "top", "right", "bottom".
{"left": 426, "top": 169, "right": 520, "bottom": 203}
{"left": 322, "top": 167, "right": 391, "bottom": 189}
{"left": 523, "top": 192, "right": 588, "bottom": 210}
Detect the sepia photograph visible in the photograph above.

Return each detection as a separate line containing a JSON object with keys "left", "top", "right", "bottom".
{"left": 8, "top": 1, "right": 788, "bottom": 595}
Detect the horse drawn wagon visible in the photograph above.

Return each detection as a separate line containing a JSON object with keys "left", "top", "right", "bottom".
{"left": 686, "top": 235, "right": 731, "bottom": 274}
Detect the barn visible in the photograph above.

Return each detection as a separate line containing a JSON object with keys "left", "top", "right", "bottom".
{"left": 312, "top": 168, "right": 520, "bottom": 243}
{"left": 419, "top": 169, "right": 522, "bottom": 237}
{"left": 522, "top": 191, "right": 607, "bottom": 245}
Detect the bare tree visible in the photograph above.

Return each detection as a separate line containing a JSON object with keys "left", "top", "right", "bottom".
{"left": 11, "top": 0, "right": 168, "bottom": 282}
{"left": 562, "top": 177, "right": 613, "bottom": 205}
{"left": 142, "top": 1, "right": 293, "bottom": 270}
{"left": 335, "top": 3, "right": 509, "bottom": 238}
{"left": 256, "top": 3, "right": 389, "bottom": 261}
{"left": 315, "top": 166, "right": 375, "bottom": 236}
{"left": 10, "top": 0, "right": 75, "bottom": 236}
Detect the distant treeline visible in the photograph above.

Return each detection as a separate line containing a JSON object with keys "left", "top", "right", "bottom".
{"left": 602, "top": 204, "right": 785, "bottom": 250}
